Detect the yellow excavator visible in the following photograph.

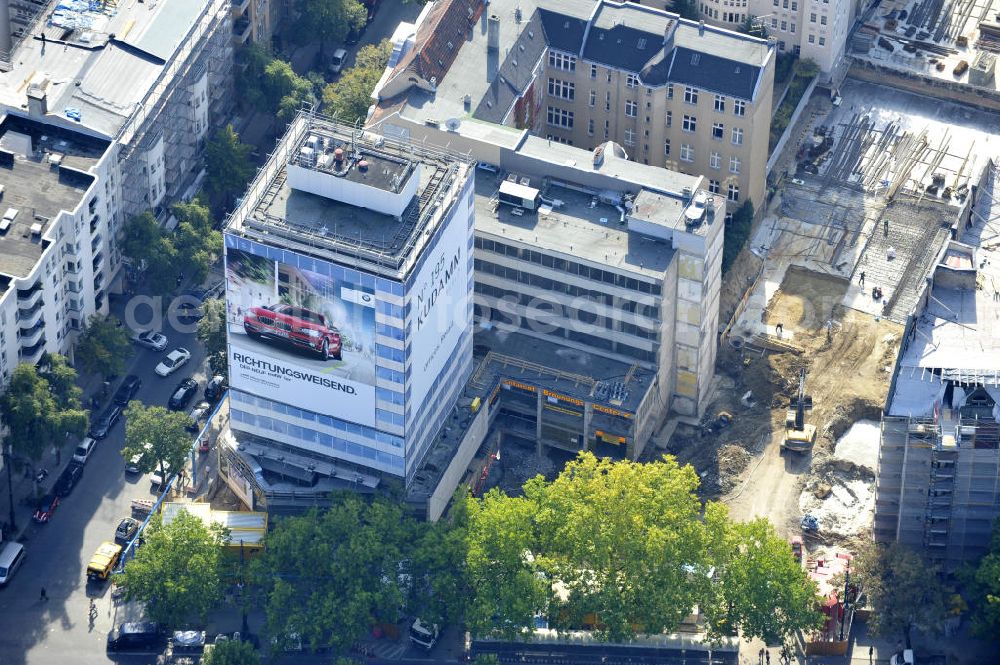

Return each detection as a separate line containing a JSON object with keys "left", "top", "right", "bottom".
{"left": 781, "top": 368, "right": 816, "bottom": 452}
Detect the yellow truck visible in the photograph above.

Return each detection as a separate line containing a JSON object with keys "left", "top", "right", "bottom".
{"left": 87, "top": 541, "right": 123, "bottom": 581}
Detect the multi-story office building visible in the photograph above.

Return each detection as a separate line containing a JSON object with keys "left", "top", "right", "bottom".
{"left": 368, "top": 0, "right": 774, "bottom": 215}
{"left": 222, "top": 113, "right": 475, "bottom": 485}
{"left": 695, "top": 0, "right": 852, "bottom": 72}
{"left": 0, "top": 0, "right": 233, "bottom": 385}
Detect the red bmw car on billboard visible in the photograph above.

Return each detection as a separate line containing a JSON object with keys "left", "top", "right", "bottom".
{"left": 243, "top": 304, "right": 343, "bottom": 360}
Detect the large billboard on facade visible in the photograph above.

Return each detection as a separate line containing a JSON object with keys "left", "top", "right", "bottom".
{"left": 225, "top": 243, "right": 377, "bottom": 427}
{"left": 407, "top": 192, "right": 471, "bottom": 412}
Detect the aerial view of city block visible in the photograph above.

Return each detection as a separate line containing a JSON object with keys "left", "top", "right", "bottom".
{"left": 0, "top": 0, "right": 999, "bottom": 663}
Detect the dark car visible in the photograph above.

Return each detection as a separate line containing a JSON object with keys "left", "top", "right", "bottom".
{"left": 176, "top": 300, "right": 204, "bottom": 322}
{"left": 32, "top": 494, "right": 60, "bottom": 523}
{"left": 113, "top": 375, "right": 142, "bottom": 406}
{"left": 204, "top": 375, "right": 227, "bottom": 402}
{"left": 115, "top": 517, "right": 140, "bottom": 545}
{"left": 88, "top": 403, "right": 123, "bottom": 440}
{"left": 53, "top": 462, "right": 84, "bottom": 498}
{"left": 168, "top": 378, "right": 198, "bottom": 411}
{"left": 244, "top": 304, "right": 342, "bottom": 360}
{"left": 107, "top": 622, "right": 165, "bottom": 653}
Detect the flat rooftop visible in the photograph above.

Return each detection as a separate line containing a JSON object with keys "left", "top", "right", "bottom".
{"left": 0, "top": 120, "right": 100, "bottom": 278}
{"left": 474, "top": 176, "right": 674, "bottom": 279}
{"left": 228, "top": 114, "right": 471, "bottom": 278}
{"left": 0, "top": 0, "right": 215, "bottom": 138}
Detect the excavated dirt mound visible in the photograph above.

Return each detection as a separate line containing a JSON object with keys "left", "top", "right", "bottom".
{"left": 799, "top": 458, "right": 876, "bottom": 540}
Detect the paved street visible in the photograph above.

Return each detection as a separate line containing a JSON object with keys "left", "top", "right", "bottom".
{"left": 0, "top": 292, "right": 209, "bottom": 665}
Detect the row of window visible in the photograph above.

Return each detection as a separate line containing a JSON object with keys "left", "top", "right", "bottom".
{"left": 231, "top": 408, "right": 405, "bottom": 473}
{"left": 707, "top": 179, "right": 742, "bottom": 202}
{"left": 473, "top": 285, "right": 658, "bottom": 364}
{"left": 664, "top": 140, "right": 742, "bottom": 174}
{"left": 474, "top": 237, "right": 663, "bottom": 295}
{"left": 547, "top": 77, "right": 575, "bottom": 101}
{"left": 231, "top": 390, "right": 405, "bottom": 448}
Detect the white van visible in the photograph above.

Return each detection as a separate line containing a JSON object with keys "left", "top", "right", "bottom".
{"left": 329, "top": 48, "right": 348, "bottom": 75}
{"left": 0, "top": 542, "right": 26, "bottom": 586}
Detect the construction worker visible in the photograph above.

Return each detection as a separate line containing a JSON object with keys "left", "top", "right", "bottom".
{"left": 775, "top": 322, "right": 784, "bottom": 336}
{"left": 859, "top": 270, "right": 866, "bottom": 287}
{"left": 884, "top": 218, "right": 889, "bottom": 236}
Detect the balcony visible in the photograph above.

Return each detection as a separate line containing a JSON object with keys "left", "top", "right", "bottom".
{"left": 20, "top": 337, "right": 47, "bottom": 364}
{"left": 91, "top": 234, "right": 103, "bottom": 255}
{"left": 90, "top": 214, "right": 101, "bottom": 234}
{"left": 233, "top": 16, "right": 252, "bottom": 44}
{"left": 92, "top": 251, "right": 104, "bottom": 273}
{"left": 94, "top": 272, "right": 105, "bottom": 292}
{"left": 17, "top": 299, "right": 44, "bottom": 327}
{"left": 231, "top": 0, "right": 251, "bottom": 16}
{"left": 16, "top": 282, "right": 44, "bottom": 308}
{"left": 19, "top": 319, "right": 45, "bottom": 347}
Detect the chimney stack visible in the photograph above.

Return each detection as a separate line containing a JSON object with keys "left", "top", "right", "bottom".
{"left": 698, "top": 20, "right": 705, "bottom": 36}
{"left": 487, "top": 14, "right": 500, "bottom": 51}
{"left": 27, "top": 83, "right": 48, "bottom": 116}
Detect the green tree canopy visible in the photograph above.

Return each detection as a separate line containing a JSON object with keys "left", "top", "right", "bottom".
{"left": 122, "top": 211, "right": 178, "bottom": 295}
{"left": 853, "top": 541, "right": 947, "bottom": 647}
{"left": 262, "top": 59, "right": 316, "bottom": 123}
{"left": 197, "top": 298, "right": 228, "bottom": 376}
{"left": 465, "top": 452, "right": 820, "bottom": 643}
{"left": 172, "top": 199, "right": 222, "bottom": 285}
{"left": 722, "top": 199, "right": 754, "bottom": 273}
{"left": 0, "top": 362, "right": 88, "bottom": 460}
{"left": 118, "top": 510, "right": 230, "bottom": 626}
{"left": 205, "top": 125, "right": 254, "bottom": 206}
{"left": 705, "top": 513, "right": 822, "bottom": 642}
{"left": 322, "top": 40, "right": 392, "bottom": 123}
{"left": 963, "top": 520, "right": 1000, "bottom": 638}
{"left": 39, "top": 352, "right": 83, "bottom": 409}
{"left": 294, "top": 0, "right": 368, "bottom": 50}
{"left": 122, "top": 402, "right": 193, "bottom": 482}
{"left": 236, "top": 43, "right": 274, "bottom": 111}
{"left": 252, "top": 498, "right": 414, "bottom": 654}
{"left": 202, "top": 638, "right": 261, "bottom": 665}
{"left": 406, "top": 496, "right": 470, "bottom": 627}
{"left": 75, "top": 314, "right": 132, "bottom": 379}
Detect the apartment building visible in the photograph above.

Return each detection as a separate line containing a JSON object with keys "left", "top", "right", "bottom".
{"left": 696, "top": 0, "right": 852, "bottom": 72}
{"left": 368, "top": 0, "right": 774, "bottom": 214}
{"left": 232, "top": 0, "right": 276, "bottom": 47}
{"left": 0, "top": 0, "right": 233, "bottom": 385}
{"left": 222, "top": 113, "right": 474, "bottom": 486}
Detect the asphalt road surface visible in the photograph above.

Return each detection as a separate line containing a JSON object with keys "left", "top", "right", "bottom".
{"left": 0, "top": 294, "right": 209, "bottom": 665}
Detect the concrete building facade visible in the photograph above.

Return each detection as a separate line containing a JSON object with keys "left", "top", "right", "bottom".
{"left": 368, "top": 0, "right": 774, "bottom": 215}
{"left": 0, "top": 0, "right": 233, "bottom": 386}
{"left": 222, "top": 113, "right": 475, "bottom": 487}
{"left": 232, "top": 0, "right": 276, "bottom": 47}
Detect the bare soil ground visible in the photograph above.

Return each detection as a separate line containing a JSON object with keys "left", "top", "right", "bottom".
{"left": 669, "top": 262, "right": 901, "bottom": 539}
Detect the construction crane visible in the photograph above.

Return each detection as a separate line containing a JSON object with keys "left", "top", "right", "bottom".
{"left": 782, "top": 368, "right": 816, "bottom": 452}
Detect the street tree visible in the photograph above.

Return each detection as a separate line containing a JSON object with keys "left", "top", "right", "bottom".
{"left": 705, "top": 513, "right": 822, "bottom": 642}
{"left": 261, "top": 59, "right": 316, "bottom": 123}
{"left": 964, "top": 519, "right": 1000, "bottom": 637}
{"left": 853, "top": 541, "right": 948, "bottom": 647}
{"left": 202, "top": 638, "right": 261, "bottom": 665}
{"left": 205, "top": 125, "right": 255, "bottom": 208}
{"left": 407, "top": 496, "right": 470, "bottom": 626}
{"left": 235, "top": 43, "right": 274, "bottom": 112}
{"left": 122, "top": 402, "right": 193, "bottom": 483}
{"left": 121, "top": 211, "right": 178, "bottom": 295}
{"left": 75, "top": 314, "right": 132, "bottom": 379}
{"left": 322, "top": 40, "right": 392, "bottom": 123}
{"left": 294, "top": 0, "right": 367, "bottom": 53}
{"left": 197, "top": 298, "right": 228, "bottom": 376}
{"left": 38, "top": 352, "right": 84, "bottom": 409}
{"left": 172, "top": 199, "right": 222, "bottom": 285}
{"left": 252, "top": 498, "right": 413, "bottom": 654}
{"left": 118, "top": 509, "right": 230, "bottom": 626}
{"left": 0, "top": 362, "right": 88, "bottom": 462}
{"left": 723, "top": 199, "right": 754, "bottom": 273}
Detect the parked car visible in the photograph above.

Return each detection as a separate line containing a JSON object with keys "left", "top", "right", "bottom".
{"left": 186, "top": 401, "right": 211, "bottom": 433}
{"left": 155, "top": 348, "right": 191, "bottom": 376}
{"left": 132, "top": 330, "right": 168, "bottom": 351}
{"left": 125, "top": 442, "right": 152, "bottom": 474}
{"left": 168, "top": 378, "right": 199, "bottom": 411}
{"left": 115, "top": 517, "right": 140, "bottom": 545}
{"left": 169, "top": 630, "right": 207, "bottom": 656}
{"left": 89, "top": 404, "right": 123, "bottom": 440}
{"left": 113, "top": 375, "right": 142, "bottom": 406}
{"left": 107, "top": 622, "right": 165, "bottom": 654}
{"left": 204, "top": 375, "right": 227, "bottom": 402}
{"left": 409, "top": 618, "right": 439, "bottom": 650}
{"left": 32, "top": 494, "right": 60, "bottom": 523}
{"left": 244, "top": 304, "right": 342, "bottom": 360}
{"left": 87, "top": 541, "right": 122, "bottom": 581}
{"left": 175, "top": 300, "right": 204, "bottom": 322}
{"left": 150, "top": 461, "right": 173, "bottom": 488}
{"left": 53, "top": 462, "right": 84, "bottom": 497}
{"left": 329, "top": 48, "right": 348, "bottom": 74}
{"left": 73, "top": 436, "right": 98, "bottom": 464}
